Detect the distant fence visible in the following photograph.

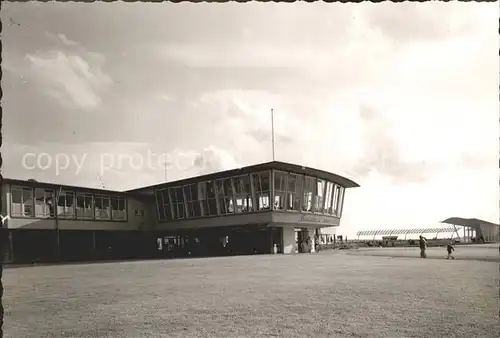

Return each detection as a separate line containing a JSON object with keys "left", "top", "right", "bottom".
{"left": 316, "top": 238, "right": 459, "bottom": 251}
{"left": 355, "top": 227, "right": 457, "bottom": 240}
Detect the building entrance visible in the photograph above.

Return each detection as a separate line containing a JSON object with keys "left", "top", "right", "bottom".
{"left": 154, "top": 225, "right": 278, "bottom": 259}
{"left": 296, "top": 228, "right": 312, "bottom": 253}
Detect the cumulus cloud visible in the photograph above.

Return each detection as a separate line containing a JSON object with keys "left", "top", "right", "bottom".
{"left": 191, "top": 146, "right": 240, "bottom": 175}
{"left": 45, "top": 32, "right": 78, "bottom": 46}
{"left": 362, "top": 2, "right": 487, "bottom": 44}
{"left": 348, "top": 104, "right": 431, "bottom": 183}
{"left": 196, "top": 88, "right": 435, "bottom": 184}
{"left": 197, "top": 90, "right": 312, "bottom": 154}
{"left": 159, "top": 94, "right": 174, "bottom": 102}
{"left": 25, "top": 34, "right": 112, "bottom": 110}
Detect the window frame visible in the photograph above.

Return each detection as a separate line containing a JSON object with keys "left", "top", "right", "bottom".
{"left": 94, "top": 194, "right": 111, "bottom": 221}
{"left": 285, "top": 173, "right": 303, "bottom": 212}
{"left": 216, "top": 178, "right": 235, "bottom": 215}
{"left": 336, "top": 185, "right": 345, "bottom": 217}
{"left": 110, "top": 195, "right": 127, "bottom": 222}
{"left": 251, "top": 170, "right": 271, "bottom": 211}
{"left": 161, "top": 189, "right": 174, "bottom": 221}
{"left": 324, "top": 181, "right": 334, "bottom": 215}
{"left": 331, "top": 184, "right": 340, "bottom": 216}
{"left": 155, "top": 189, "right": 166, "bottom": 222}
{"left": 57, "top": 190, "right": 76, "bottom": 219}
{"left": 10, "top": 185, "right": 34, "bottom": 218}
{"left": 301, "top": 176, "right": 316, "bottom": 213}
{"left": 273, "top": 170, "right": 288, "bottom": 211}
{"left": 314, "top": 178, "right": 327, "bottom": 214}
{"left": 76, "top": 192, "right": 94, "bottom": 220}
{"left": 232, "top": 174, "right": 253, "bottom": 213}
{"left": 198, "top": 181, "right": 218, "bottom": 217}
{"left": 169, "top": 186, "right": 186, "bottom": 220}
{"left": 34, "top": 188, "right": 56, "bottom": 218}
{"left": 183, "top": 183, "right": 202, "bottom": 219}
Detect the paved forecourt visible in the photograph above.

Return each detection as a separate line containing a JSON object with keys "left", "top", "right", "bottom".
{"left": 3, "top": 249, "right": 499, "bottom": 337}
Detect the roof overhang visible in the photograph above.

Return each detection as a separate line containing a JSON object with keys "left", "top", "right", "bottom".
{"left": 1, "top": 178, "right": 126, "bottom": 195}
{"left": 2, "top": 161, "right": 361, "bottom": 196}
{"left": 126, "top": 161, "right": 360, "bottom": 193}
{"left": 441, "top": 217, "right": 500, "bottom": 229}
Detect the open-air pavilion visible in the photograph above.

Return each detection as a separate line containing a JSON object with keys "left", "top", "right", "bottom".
{"left": 356, "top": 217, "right": 500, "bottom": 243}
{"left": 441, "top": 217, "right": 500, "bottom": 243}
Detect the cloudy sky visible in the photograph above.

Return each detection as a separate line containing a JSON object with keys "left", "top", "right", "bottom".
{"left": 2, "top": 2, "right": 498, "bottom": 237}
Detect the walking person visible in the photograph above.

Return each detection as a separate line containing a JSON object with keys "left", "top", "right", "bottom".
{"left": 446, "top": 242, "right": 455, "bottom": 260}
{"left": 419, "top": 235, "right": 427, "bottom": 258}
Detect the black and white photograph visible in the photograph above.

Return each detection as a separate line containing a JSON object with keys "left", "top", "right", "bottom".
{"left": 0, "top": 1, "right": 498, "bottom": 337}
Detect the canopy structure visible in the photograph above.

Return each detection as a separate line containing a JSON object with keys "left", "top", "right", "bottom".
{"left": 356, "top": 227, "right": 457, "bottom": 240}
{"left": 441, "top": 217, "right": 499, "bottom": 243}
{"left": 441, "top": 217, "right": 499, "bottom": 228}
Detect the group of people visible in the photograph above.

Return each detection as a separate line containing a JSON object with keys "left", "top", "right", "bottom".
{"left": 419, "top": 235, "right": 455, "bottom": 259}
{"left": 297, "top": 237, "right": 313, "bottom": 253}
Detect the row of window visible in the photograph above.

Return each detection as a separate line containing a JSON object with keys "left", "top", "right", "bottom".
{"left": 155, "top": 170, "right": 345, "bottom": 222}
{"left": 10, "top": 186, "right": 127, "bottom": 221}
{"left": 156, "top": 171, "right": 268, "bottom": 221}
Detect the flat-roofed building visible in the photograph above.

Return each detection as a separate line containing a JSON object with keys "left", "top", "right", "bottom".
{"left": 0, "top": 161, "right": 359, "bottom": 263}
{"left": 129, "top": 161, "right": 359, "bottom": 255}
{"left": 0, "top": 178, "right": 156, "bottom": 263}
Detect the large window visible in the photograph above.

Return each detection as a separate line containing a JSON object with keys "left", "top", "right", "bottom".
{"left": 301, "top": 176, "right": 315, "bottom": 212}
{"left": 155, "top": 189, "right": 166, "bottom": 222}
{"left": 169, "top": 186, "right": 185, "bottom": 220}
{"left": 95, "top": 194, "right": 111, "bottom": 220}
{"left": 314, "top": 179, "right": 326, "bottom": 213}
{"left": 76, "top": 193, "right": 93, "bottom": 220}
{"left": 34, "top": 188, "right": 55, "bottom": 218}
{"left": 286, "top": 174, "right": 303, "bottom": 211}
{"left": 57, "top": 191, "right": 75, "bottom": 219}
{"left": 324, "top": 182, "right": 334, "bottom": 214}
{"left": 162, "top": 189, "right": 173, "bottom": 221}
{"left": 336, "top": 186, "right": 345, "bottom": 217}
{"left": 233, "top": 175, "right": 253, "bottom": 213}
{"left": 273, "top": 171, "right": 287, "bottom": 211}
{"left": 332, "top": 184, "right": 340, "bottom": 215}
{"left": 111, "top": 196, "right": 126, "bottom": 221}
{"left": 252, "top": 171, "right": 270, "bottom": 210}
{"left": 199, "top": 181, "right": 218, "bottom": 216}
{"left": 11, "top": 186, "right": 34, "bottom": 217}
{"left": 184, "top": 184, "right": 202, "bottom": 218}
{"left": 216, "top": 178, "right": 235, "bottom": 215}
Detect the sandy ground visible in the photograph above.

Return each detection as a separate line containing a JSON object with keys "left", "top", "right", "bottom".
{"left": 3, "top": 245, "right": 499, "bottom": 337}
{"left": 345, "top": 243, "right": 500, "bottom": 262}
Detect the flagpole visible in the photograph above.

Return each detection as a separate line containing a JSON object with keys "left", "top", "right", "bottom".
{"left": 164, "top": 154, "right": 168, "bottom": 182}
{"left": 271, "top": 108, "right": 275, "bottom": 161}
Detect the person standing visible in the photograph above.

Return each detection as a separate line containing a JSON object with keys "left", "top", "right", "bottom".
{"left": 446, "top": 242, "right": 455, "bottom": 260}
{"left": 305, "top": 236, "right": 312, "bottom": 253}
{"left": 419, "top": 235, "right": 427, "bottom": 258}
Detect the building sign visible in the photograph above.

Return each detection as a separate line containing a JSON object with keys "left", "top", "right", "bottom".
{"left": 299, "top": 214, "right": 336, "bottom": 224}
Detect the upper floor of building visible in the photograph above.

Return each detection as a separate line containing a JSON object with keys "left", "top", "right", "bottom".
{"left": 128, "top": 161, "right": 360, "bottom": 228}
{"left": 1, "top": 161, "right": 360, "bottom": 231}
{"left": 0, "top": 178, "right": 154, "bottom": 230}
